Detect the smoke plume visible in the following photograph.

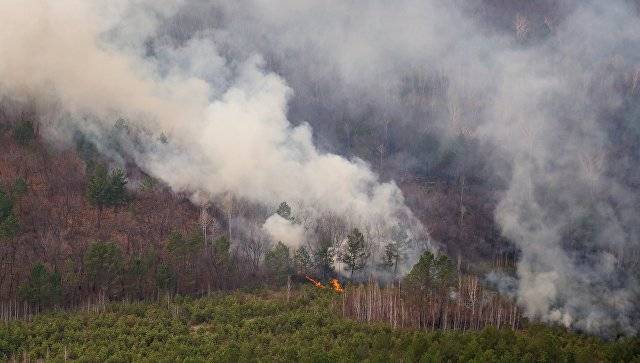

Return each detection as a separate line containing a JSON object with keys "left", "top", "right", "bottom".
{"left": 0, "top": 0, "right": 427, "bottom": 271}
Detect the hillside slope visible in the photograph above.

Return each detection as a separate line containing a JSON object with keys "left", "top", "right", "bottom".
{"left": 0, "top": 116, "right": 514, "bottom": 306}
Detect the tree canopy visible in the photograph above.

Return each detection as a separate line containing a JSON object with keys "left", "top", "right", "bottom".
{"left": 167, "top": 230, "right": 203, "bottom": 258}
{"left": 84, "top": 241, "right": 123, "bottom": 294}
{"left": 264, "top": 241, "right": 292, "bottom": 285}
{"left": 339, "top": 228, "right": 369, "bottom": 279}
{"left": 0, "top": 189, "right": 18, "bottom": 239}
{"left": 86, "top": 164, "right": 128, "bottom": 211}
{"left": 314, "top": 239, "right": 335, "bottom": 279}
{"left": 276, "top": 201, "right": 294, "bottom": 221}
{"left": 404, "top": 251, "right": 456, "bottom": 294}
{"left": 294, "top": 246, "right": 312, "bottom": 274}
{"left": 1, "top": 292, "right": 638, "bottom": 362}
{"left": 12, "top": 120, "right": 35, "bottom": 145}
{"left": 18, "top": 263, "right": 61, "bottom": 306}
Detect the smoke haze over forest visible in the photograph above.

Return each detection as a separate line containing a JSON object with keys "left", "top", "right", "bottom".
{"left": 1, "top": 0, "right": 639, "bottom": 336}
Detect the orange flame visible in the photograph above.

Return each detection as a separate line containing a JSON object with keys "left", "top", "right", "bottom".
{"left": 330, "top": 278, "right": 344, "bottom": 293}
{"left": 305, "top": 275, "right": 325, "bottom": 288}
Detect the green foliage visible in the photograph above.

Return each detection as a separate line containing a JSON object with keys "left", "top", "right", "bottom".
{"left": 276, "top": 201, "right": 294, "bottom": 221}
{"left": 127, "top": 255, "right": 149, "bottom": 280}
{"left": 432, "top": 254, "right": 456, "bottom": 288}
{"left": 339, "top": 228, "right": 369, "bottom": 279}
{"left": 213, "top": 236, "right": 231, "bottom": 266}
{"left": 139, "top": 175, "right": 157, "bottom": 192}
{"left": 0, "top": 212, "right": 18, "bottom": 239}
{"left": 12, "top": 120, "right": 35, "bottom": 145}
{"left": 156, "top": 264, "right": 176, "bottom": 292}
{"left": 381, "top": 242, "right": 400, "bottom": 274}
{"left": 108, "top": 168, "right": 127, "bottom": 203}
{"left": 0, "top": 190, "right": 13, "bottom": 220}
{"left": 124, "top": 254, "right": 152, "bottom": 296}
{"left": 294, "top": 246, "right": 313, "bottom": 274}
{"left": 0, "top": 291, "right": 637, "bottom": 362}
{"left": 18, "top": 263, "right": 61, "bottom": 306}
{"left": 84, "top": 241, "right": 123, "bottom": 293}
{"left": 165, "top": 231, "right": 203, "bottom": 292}
{"left": 405, "top": 251, "right": 456, "bottom": 294}
{"left": 167, "top": 230, "right": 203, "bottom": 258}
{"left": 0, "top": 189, "right": 19, "bottom": 239}
{"left": 86, "top": 164, "right": 129, "bottom": 211}
{"left": 264, "top": 242, "right": 292, "bottom": 285}
{"left": 381, "top": 227, "right": 411, "bottom": 276}
{"left": 11, "top": 178, "right": 27, "bottom": 198}
{"left": 313, "top": 239, "right": 335, "bottom": 279}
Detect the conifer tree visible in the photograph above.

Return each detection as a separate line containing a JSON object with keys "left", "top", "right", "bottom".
{"left": 314, "top": 239, "right": 335, "bottom": 279}
{"left": 0, "top": 189, "right": 18, "bottom": 239}
{"left": 13, "top": 120, "right": 35, "bottom": 145}
{"left": 381, "top": 242, "right": 400, "bottom": 276}
{"left": 294, "top": 246, "right": 313, "bottom": 274}
{"left": 85, "top": 241, "right": 124, "bottom": 294}
{"left": 339, "top": 228, "right": 369, "bottom": 279}
{"left": 18, "top": 263, "right": 62, "bottom": 306}
{"left": 276, "top": 201, "right": 294, "bottom": 221}
{"left": 265, "top": 242, "right": 292, "bottom": 285}
{"left": 86, "top": 164, "right": 128, "bottom": 225}
{"left": 405, "top": 251, "right": 456, "bottom": 295}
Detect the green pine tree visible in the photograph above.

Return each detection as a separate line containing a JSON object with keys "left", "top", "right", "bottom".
{"left": 313, "top": 239, "right": 335, "bottom": 279}
{"left": 11, "top": 177, "right": 28, "bottom": 198}
{"left": 85, "top": 241, "right": 124, "bottom": 294}
{"left": 276, "top": 201, "right": 294, "bottom": 221}
{"left": 339, "top": 228, "right": 369, "bottom": 279}
{"left": 265, "top": 242, "right": 292, "bottom": 286}
{"left": 294, "top": 246, "right": 313, "bottom": 274}
{"left": 156, "top": 264, "right": 176, "bottom": 293}
{"left": 405, "top": 251, "right": 456, "bottom": 295}
{"left": 86, "top": 164, "right": 128, "bottom": 226}
{"left": 381, "top": 242, "right": 400, "bottom": 276}
{"left": 18, "top": 263, "right": 61, "bottom": 306}
{"left": 13, "top": 120, "right": 35, "bottom": 145}
{"left": 0, "top": 189, "right": 19, "bottom": 239}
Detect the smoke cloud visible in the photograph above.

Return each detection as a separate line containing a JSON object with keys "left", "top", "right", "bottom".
{"left": 0, "top": 0, "right": 427, "bottom": 270}
{"left": 169, "top": 0, "right": 638, "bottom": 336}
{"left": 1, "top": 0, "right": 639, "bottom": 336}
{"left": 263, "top": 214, "right": 305, "bottom": 249}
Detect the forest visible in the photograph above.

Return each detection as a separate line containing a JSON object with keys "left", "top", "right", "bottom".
{"left": 0, "top": 117, "right": 517, "bottom": 326}
{"left": 2, "top": 0, "right": 640, "bottom": 361}
{"left": 0, "top": 114, "right": 638, "bottom": 361}
{"left": 2, "top": 289, "right": 640, "bottom": 362}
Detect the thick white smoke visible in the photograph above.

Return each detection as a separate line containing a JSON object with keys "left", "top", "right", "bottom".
{"left": 150, "top": 0, "right": 640, "bottom": 335}
{"left": 262, "top": 215, "right": 305, "bottom": 249}
{"left": 485, "top": 3, "right": 640, "bottom": 336}
{"left": 0, "top": 0, "right": 427, "bottom": 268}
